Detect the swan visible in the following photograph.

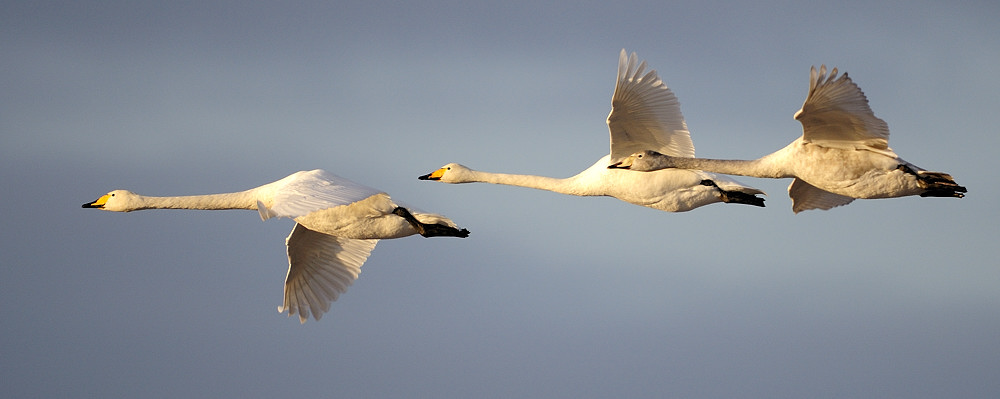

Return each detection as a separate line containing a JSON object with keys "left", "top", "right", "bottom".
{"left": 610, "top": 65, "right": 967, "bottom": 213}
{"left": 83, "top": 169, "right": 470, "bottom": 323}
{"left": 419, "top": 50, "right": 765, "bottom": 212}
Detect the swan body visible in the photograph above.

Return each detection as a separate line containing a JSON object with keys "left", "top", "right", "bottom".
{"left": 420, "top": 50, "right": 765, "bottom": 211}
{"left": 83, "top": 169, "right": 470, "bottom": 323}
{"left": 611, "top": 66, "right": 966, "bottom": 213}
{"left": 422, "top": 158, "right": 763, "bottom": 212}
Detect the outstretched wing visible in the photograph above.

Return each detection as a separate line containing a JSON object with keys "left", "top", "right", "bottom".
{"left": 258, "top": 169, "right": 384, "bottom": 220}
{"left": 280, "top": 223, "right": 379, "bottom": 323}
{"left": 787, "top": 178, "right": 855, "bottom": 213}
{"left": 793, "top": 65, "right": 893, "bottom": 154}
{"left": 607, "top": 49, "right": 695, "bottom": 163}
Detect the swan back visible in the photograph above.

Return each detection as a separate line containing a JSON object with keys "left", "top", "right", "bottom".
{"left": 256, "top": 169, "right": 384, "bottom": 221}
{"left": 607, "top": 49, "right": 694, "bottom": 163}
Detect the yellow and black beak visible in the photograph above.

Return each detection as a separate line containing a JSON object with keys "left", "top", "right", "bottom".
{"left": 82, "top": 194, "right": 110, "bottom": 209}
{"left": 418, "top": 168, "right": 446, "bottom": 181}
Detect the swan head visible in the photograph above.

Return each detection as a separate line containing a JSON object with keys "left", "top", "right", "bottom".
{"left": 418, "top": 163, "right": 473, "bottom": 183}
{"left": 607, "top": 150, "right": 671, "bottom": 171}
{"left": 82, "top": 190, "right": 141, "bottom": 212}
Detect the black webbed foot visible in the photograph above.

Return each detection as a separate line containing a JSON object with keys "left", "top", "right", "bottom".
{"left": 898, "top": 164, "right": 967, "bottom": 198}
{"left": 392, "top": 207, "right": 471, "bottom": 238}
{"left": 702, "top": 180, "right": 765, "bottom": 207}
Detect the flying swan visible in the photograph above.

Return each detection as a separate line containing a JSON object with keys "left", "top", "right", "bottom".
{"left": 610, "top": 65, "right": 966, "bottom": 213}
{"left": 419, "top": 50, "right": 765, "bottom": 212}
{"left": 83, "top": 169, "right": 470, "bottom": 323}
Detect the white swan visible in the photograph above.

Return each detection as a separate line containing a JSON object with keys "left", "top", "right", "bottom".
{"left": 83, "top": 169, "right": 470, "bottom": 323}
{"left": 419, "top": 50, "right": 765, "bottom": 212}
{"left": 610, "top": 65, "right": 966, "bottom": 213}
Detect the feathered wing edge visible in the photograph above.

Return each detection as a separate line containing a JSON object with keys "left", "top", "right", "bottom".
{"left": 788, "top": 178, "right": 855, "bottom": 213}
{"left": 794, "top": 65, "right": 893, "bottom": 154}
{"left": 607, "top": 49, "right": 695, "bottom": 163}
{"left": 279, "top": 223, "right": 379, "bottom": 323}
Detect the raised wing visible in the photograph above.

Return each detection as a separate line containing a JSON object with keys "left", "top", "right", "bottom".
{"left": 607, "top": 49, "right": 694, "bottom": 163}
{"left": 280, "top": 223, "right": 379, "bottom": 323}
{"left": 258, "top": 169, "right": 384, "bottom": 220}
{"left": 793, "top": 65, "right": 892, "bottom": 152}
{"left": 788, "top": 178, "right": 855, "bottom": 213}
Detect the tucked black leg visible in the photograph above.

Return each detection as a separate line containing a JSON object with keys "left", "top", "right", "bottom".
{"left": 392, "top": 207, "right": 471, "bottom": 238}
{"left": 898, "top": 164, "right": 967, "bottom": 198}
{"left": 701, "top": 180, "right": 765, "bottom": 207}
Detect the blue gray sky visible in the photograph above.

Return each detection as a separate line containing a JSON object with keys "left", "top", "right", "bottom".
{"left": 3, "top": 1, "right": 999, "bottom": 397}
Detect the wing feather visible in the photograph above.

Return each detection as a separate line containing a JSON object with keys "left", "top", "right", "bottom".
{"left": 788, "top": 178, "right": 855, "bottom": 213}
{"left": 257, "top": 169, "right": 383, "bottom": 220}
{"left": 607, "top": 49, "right": 694, "bottom": 163}
{"left": 279, "top": 223, "right": 378, "bottom": 323}
{"left": 794, "top": 65, "right": 891, "bottom": 152}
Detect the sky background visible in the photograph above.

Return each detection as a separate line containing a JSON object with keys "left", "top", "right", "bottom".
{"left": 3, "top": 1, "right": 999, "bottom": 397}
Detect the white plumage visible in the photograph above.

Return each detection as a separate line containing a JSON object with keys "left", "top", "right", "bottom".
{"left": 420, "top": 49, "right": 765, "bottom": 212}
{"left": 612, "top": 65, "right": 966, "bottom": 212}
{"left": 84, "top": 169, "right": 469, "bottom": 323}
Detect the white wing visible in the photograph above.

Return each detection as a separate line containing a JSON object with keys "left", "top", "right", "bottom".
{"left": 793, "top": 65, "right": 892, "bottom": 153}
{"left": 257, "top": 169, "right": 384, "bottom": 220}
{"left": 788, "top": 178, "right": 855, "bottom": 213}
{"left": 607, "top": 49, "right": 694, "bottom": 163}
{"left": 280, "top": 223, "right": 378, "bottom": 323}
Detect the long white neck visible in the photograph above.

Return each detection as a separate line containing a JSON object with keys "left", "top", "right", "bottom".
{"left": 462, "top": 170, "right": 596, "bottom": 196}
{"left": 130, "top": 190, "right": 259, "bottom": 211}
{"left": 663, "top": 153, "right": 790, "bottom": 179}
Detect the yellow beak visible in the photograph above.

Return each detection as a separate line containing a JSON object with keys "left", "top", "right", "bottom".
{"left": 82, "top": 194, "right": 110, "bottom": 208}
{"left": 418, "top": 168, "right": 446, "bottom": 181}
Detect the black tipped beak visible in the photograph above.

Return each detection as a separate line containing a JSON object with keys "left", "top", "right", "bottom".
{"left": 83, "top": 194, "right": 109, "bottom": 209}
{"left": 608, "top": 162, "right": 629, "bottom": 169}
{"left": 418, "top": 173, "right": 437, "bottom": 181}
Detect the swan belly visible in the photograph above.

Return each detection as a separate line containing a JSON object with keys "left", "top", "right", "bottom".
{"left": 293, "top": 194, "right": 417, "bottom": 239}
{"left": 612, "top": 168, "right": 727, "bottom": 212}
{"left": 648, "top": 184, "right": 729, "bottom": 212}
{"left": 792, "top": 145, "right": 923, "bottom": 199}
